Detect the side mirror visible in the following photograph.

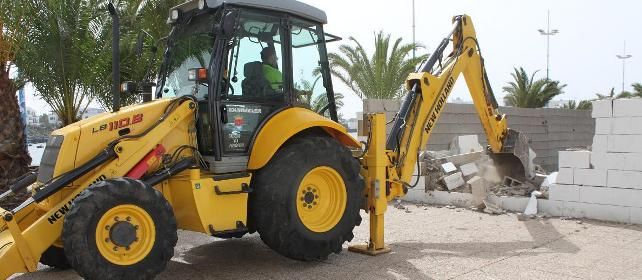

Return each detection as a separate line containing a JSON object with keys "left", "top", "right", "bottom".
{"left": 221, "top": 10, "right": 238, "bottom": 35}
{"left": 120, "top": 81, "right": 137, "bottom": 94}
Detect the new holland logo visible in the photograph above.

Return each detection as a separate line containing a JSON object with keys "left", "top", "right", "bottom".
{"left": 47, "top": 174, "right": 106, "bottom": 224}
{"left": 425, "top": 76, "right": 455, "bottom": 134}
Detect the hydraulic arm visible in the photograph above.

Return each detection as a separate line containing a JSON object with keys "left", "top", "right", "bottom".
{"left": 351, "top": 14, "right": 535, "bottom": 255}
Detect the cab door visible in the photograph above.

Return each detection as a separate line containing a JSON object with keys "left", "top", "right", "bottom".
{"left": 218, "top": 10, "right": 289, "bottom": 157}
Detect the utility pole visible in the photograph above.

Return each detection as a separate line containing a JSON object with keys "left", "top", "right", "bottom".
{"left": 412, "top": 0, "right": 416, "bottom": 59}
{"left": 616, "top": 41, "right": 633, "bottom": 94}
{"left": 538, "top": 10, "right": 559, "bottom": 80}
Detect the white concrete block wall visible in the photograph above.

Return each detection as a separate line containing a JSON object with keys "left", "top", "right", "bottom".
{"left": 594, "top": 118, "right": 611, "bottom": 135}
{"left": 591, "top": 99, "right": 612, "bottom": 118}
{"left": 556, "top": 168, "right": 573, "bottom": 184}
{"left": 607, "top": 170, "right": 642, "bottom": 189}
{"left": 573, "top": 168, "right": 607, "bottom": 186}
{"left": 547, "top": 98, "right": 642, "bottom": 224}
{"left": 558, "top": 151, "right": 590, "bottom": 168}
{"left": 613, "top": 98, "right": 642, "bottom": 117}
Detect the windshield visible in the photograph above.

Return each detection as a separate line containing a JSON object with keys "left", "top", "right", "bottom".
{"left": 157, "top": 12, "right": 220, "bottom": 99}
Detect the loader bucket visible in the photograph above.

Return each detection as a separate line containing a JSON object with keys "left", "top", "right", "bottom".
{"left": 489, "top": 129, "right": 536, "bottom": 181}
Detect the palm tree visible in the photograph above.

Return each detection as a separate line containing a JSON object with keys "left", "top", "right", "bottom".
{"left": 328, "top": 31, "right": 427, "bottom": 99}
{"left": 561, "top": 100, "right": 592, "bottom": 110}
{"left": 91, "top": 0, "right": 184, "bottom": 110}
{"left": 631, "top": 83, "right": 642, "bottom": 97}
{"left": 296, "top": 75, "right": 344, "bottom": 118}
{"left": 10, "top": 0, "right": 105, "bottom": 126}
{"left": 502, "top": 67, "right": 566, "bottom": 108}
{"left": 0, "top": 7, "right": 32, "bottom": 203}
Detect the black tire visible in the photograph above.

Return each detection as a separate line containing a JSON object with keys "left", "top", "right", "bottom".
{"left": 249, "top": 134, "right": 363, "bottom": 261}
{"left": 63, "top": 178, "right": 177, "bottom": 280}
{"left": 39, "top": 245, "right": 70, "bottom": 269}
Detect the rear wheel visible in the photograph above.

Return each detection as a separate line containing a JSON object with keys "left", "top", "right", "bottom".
{"left": 63, "top": 178, "right": 177, "bottom": 279}
{"left": 250, "top": 134, "right": 363, "bottom": 260}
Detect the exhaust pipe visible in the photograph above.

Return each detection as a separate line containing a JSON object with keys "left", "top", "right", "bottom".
{"left": 108, "top": 3, "right": 120, "bottom": 112}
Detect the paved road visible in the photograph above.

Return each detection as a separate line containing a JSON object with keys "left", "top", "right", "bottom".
{"left": 14, "top": 203, "right": 642, "bottom": 279}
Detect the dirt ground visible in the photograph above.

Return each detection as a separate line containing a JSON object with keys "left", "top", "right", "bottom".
{"left": 14, "top": 203, "right": 642, "bottom": 280}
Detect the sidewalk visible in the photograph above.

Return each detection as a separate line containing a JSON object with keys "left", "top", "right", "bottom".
{"left": 16, "top": 203, "right": 642, "bottom": 280}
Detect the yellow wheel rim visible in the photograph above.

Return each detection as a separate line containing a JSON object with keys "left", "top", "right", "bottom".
{"left": 95, "top": 204, "right": 156, "bottom": 266}
{"left": 296, "top": 166, "right": 347, "bottom": 233}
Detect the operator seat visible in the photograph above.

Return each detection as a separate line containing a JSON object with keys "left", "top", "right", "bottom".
{"left": 242, "top": 61, "right": 270, "bottom": 97}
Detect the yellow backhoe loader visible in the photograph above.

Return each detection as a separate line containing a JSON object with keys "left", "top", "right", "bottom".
{"left": 0, "top": 0, "right": 534, "bottom": 278}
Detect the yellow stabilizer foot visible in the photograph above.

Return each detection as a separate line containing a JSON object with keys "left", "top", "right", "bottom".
{"left": 348, "top": 244, "right": 391, "bottom": 256}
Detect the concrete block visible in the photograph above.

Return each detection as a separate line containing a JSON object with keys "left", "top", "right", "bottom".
{"left": 450, "top": 135, "right": 483, "bottom": 154}
{"left": 591, "top": 99, "right": 612, "bottom": 118}
{"left": 630, "top": 207, "right": 642, "bottom": 225}
{"left": 579, "top": 185, "right": 632, "bottom": 206}
{"left": 443, "top": 172, "right": 465, "bottom": 190}
{"left": 573, "top": 168, "right": 607, "bottom": 186}
{"left": 594, "top": 118, "right": 611, "bottom": 135}
{"left": 500, "top": 196, "right": 530, "bottom": 212}
{"left": 591, "top": 152, "right": 642, "bottom": 171}
{"left": 423, "top": 191, "right": 473, "bottom": 207}
{"left": 460, "top": 162, "right": 479, "bottom": 177}
{"left": 556, "top": 168, "right": 574, "bottom": 184}
{"left": 607, "top": 170, "right": 642, "bottom": 189}
{"left": 592, "top": 135, "right": 607, "bottom": 153}
{"left": 549, "top": 184, "right": 580, "bottom": 202}
{"left": 611, "top": 117, "right": 642, "bottom": 135}
{"left": 564, "top": 201, "right": 630, "bottom": 223}
{"left": 468, "top": 176, "right": 487, "bottom": 207}
{"left": 537, "top": 199, "right": 566, "bottom": 217}
{"left": 558, "top": 150, "right": 590, "bottom": 168}
{"left": 613, "top": 98, "right": 642, "bottom": 117}
{"left": 608, "top": 135, "right": 642, "bottom": 153}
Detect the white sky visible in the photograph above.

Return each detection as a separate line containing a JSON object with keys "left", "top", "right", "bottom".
{"left": 24, "top": 0, "right": 641, "bottom": 120}
{"left": 301, "top": 0, "right": 641, "bottom": 118}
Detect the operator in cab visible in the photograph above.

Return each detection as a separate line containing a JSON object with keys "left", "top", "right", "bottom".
{"left": 261, "top": 46, "right": 283, "bottom": 90}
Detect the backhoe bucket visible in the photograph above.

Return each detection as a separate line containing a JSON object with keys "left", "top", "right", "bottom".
{"left": 489, "top": 129, "right": 536, "bottom": 181}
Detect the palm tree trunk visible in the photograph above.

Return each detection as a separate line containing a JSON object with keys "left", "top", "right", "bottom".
{"left": 0, "top": 63, "right": 32, "bottom": 208}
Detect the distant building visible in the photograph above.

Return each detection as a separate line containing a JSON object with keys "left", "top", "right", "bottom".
{"left": 346, "top": 118, "right": 358, "bottom": 132}
{"left": 26, "top": 107, "right": 40, "bottom": 125}
{"left": 47, "top": 113, "right": 61, "bottom": 126}
{"left": 546, "top": 100, "right": 572, "bottom": 108}
{"left": 450, "top": 97, "right": 472, "bottom": 104}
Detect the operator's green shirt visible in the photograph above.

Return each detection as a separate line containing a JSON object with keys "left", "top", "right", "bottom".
{"left": 262, "top": 64, "right": 283, "bottom": 90}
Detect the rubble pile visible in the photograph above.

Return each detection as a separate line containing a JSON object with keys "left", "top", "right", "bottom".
{"left": 421, "top": 135, "right": 550, "bottom": 209}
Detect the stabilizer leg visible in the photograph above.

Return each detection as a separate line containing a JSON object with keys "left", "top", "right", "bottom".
{"left": 348, "top": 113, "right": 391, "bottom": 256}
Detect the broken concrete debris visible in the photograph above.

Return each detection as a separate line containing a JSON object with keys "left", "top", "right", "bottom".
{"left": 443, "top": 172, "right": 465, "bottom": 190}
{"left": 460, "top": 162, "right": 479, "bottom": 177}
{"left": 418, "top": 134, "right": 552, "bottom": 216}
{"left": 468, "top": 176, "right": 487, "bottom": 208}
{"left": 482, "top": 194, "right": 504, "bottom": 214}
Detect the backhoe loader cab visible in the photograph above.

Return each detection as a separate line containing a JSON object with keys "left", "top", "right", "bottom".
{"left": 158, "top": 0, "right": 344, "bottom": 173}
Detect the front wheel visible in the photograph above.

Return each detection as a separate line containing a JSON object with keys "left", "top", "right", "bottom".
{"left": 250, "top": 134, "right": 364, "bottom": 261}
{"left": 63, "top": 178, "right": 177, "bottom": 280}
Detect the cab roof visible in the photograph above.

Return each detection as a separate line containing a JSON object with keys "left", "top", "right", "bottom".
{"left": 175, "top": 0, "right": 328, "bottom": 24}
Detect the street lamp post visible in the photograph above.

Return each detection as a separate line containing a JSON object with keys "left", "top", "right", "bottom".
{"left": 412, "top": 0, "right": 416, "bottom": 59}
{"left": 616, "top": 41, "right": 633, "bottom": 94}
{"left": 538, "top": 10, "right": 559, "bottom": 80}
